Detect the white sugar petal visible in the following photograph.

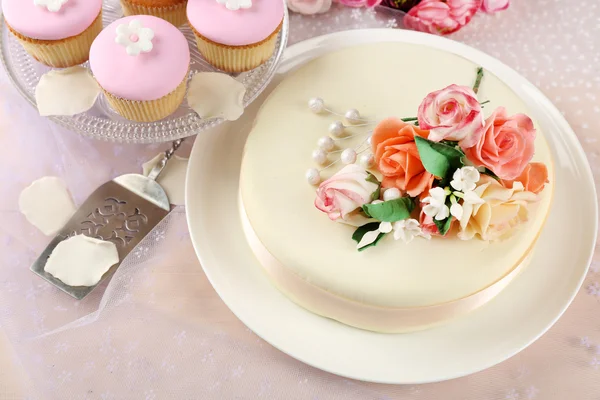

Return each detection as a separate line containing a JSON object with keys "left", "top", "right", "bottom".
{"left": 129, "top": 19, "right": 142, "bottom": 31}
{"left": 35, "top": 67, "right": 100, "bottom": 116}
{"left": 139, "top": 40, "right": 153, "bottom": 53}
{"left": 142, "top": 154, "right": 188, "bottom": 206}
{"left": 18, "top": 177, "right": 76, "bottom": 236}
{"left": 139, "top": 27, "right": 154, "bottom": 40}
{"left": 187, "top": 72, "right": 246, "bottom": 121}
{"left": 44, "top": 235, "right": 119, "bottom": 287}
{"left": 356, "top": 230, "right": 380, "bottom": 249}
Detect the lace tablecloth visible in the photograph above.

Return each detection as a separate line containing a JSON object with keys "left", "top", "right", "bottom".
{"left": 1, "top": 2, "right": 600, "bottom": 399}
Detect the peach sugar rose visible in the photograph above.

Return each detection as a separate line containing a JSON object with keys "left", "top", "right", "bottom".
{"left": 371, "top": 118, "right": 434, "bottom": 197}
{"left": 458, "top": 175, "right": 538, "bottom": 241}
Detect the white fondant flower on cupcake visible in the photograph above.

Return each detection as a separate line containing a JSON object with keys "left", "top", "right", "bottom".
{"left": 216, "top": 0, "right": 252, "bottom": 11}
{"left": 115, "top": 19, "right": 154, "bottom": 56}
{"left": 33, "top": 0, "right": 68, "bottom": 12}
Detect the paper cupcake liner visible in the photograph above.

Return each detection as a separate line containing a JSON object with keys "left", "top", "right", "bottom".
{"left": 102, "top": 77, "right": 187, "bottom": 123}
{"left": 7, "top": 12, "right": 103, "bottom": 69}
{"left": 190, "top": 22, "right": 282, "bottom": 73}
{"left": 121, "top": 0, "right": 188, "bottom": 27}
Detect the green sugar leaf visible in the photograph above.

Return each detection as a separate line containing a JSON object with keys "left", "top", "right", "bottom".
{"left": 352, "top": 223, "right": 386, "bottom": 252}
{"left": 362, "top": 197, "right": 414, "bottom": 222}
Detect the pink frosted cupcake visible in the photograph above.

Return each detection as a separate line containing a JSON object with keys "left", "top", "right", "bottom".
{"left": 89, "top": 15, "right": 190, "bottom": 122}
{"left": 2, "top": 0, "right": 103, "bottom": 68}
{"left": 187, "top": 0, "right": 284, "bottom": 73}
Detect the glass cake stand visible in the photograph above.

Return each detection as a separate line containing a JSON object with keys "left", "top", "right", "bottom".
{"left": 0, "top": 1, "right": 289, "bottom": 143}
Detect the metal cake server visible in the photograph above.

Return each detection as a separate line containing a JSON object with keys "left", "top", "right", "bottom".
{"left": 30, "top": 139, "right": 184, "bottom": 300}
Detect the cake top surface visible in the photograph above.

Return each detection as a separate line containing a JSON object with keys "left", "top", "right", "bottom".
{"left": 2, "top": 0, "right": 102, "bottom": 41}
{"left": 240, "top": 43, "right": 554, "bottom": 308}
{"left": 89, "top": 16, "right": 190, "bottom": 102}
{"left": 187, "top": 0, "right": 284, "bottom": 47}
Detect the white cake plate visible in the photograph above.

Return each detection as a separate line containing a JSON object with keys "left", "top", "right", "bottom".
{"left": 0, "top": 0, "right": 288, "bottom": 143}
{"left": 185, "top": 29, "right": 597, "bottom": 384}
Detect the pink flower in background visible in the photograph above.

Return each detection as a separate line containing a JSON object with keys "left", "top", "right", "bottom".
{"left": 288, "top": 0, "right": 332, "bottom": 14}
{"left": 334, "top": 0, "right": 383, "bottom": 7}
{"left": 464, "top": 107, "right": 536, "bottom": 181}
{"left": 447, "top": 0, "right": 482, "bottom": 25}
{"left": 480, "top": 0, "right": 509, "bottom": 13}
{"left": 403, "top": 0, "right": 461, "bottom": 35}
{"left": 403, "top": 0, "right": 482, "bottom": 35}
{"left": 417, "top": 84, "right": 484, "bottom": 147}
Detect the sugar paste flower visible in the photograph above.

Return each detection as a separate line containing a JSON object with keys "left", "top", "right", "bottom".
{"left": 393, "top": 219, "right": 430, "bottom": 243}
{"left": 115, "top": 19, "right": 154, "bottom": 56}
{"left": 315, "top": 164, "right": 380, "bottom": 225}
{"left": 422, "top": 187, "right": 450, "bottom": 221}
{"left": 450, "top": 166, "right": 480, "bottom": 193}
{"left": 463, "top": 106, "right": 536, "bottom": 180}
{"left": 33, "top": 0, "right": 68, "bottom": 12}
{"left": 480, "top": 0, "right": 509, "bottom": 13}
{"left": 417, "top": 84, "right": 484, "bottom": 148}
{"left": 458, "top": 175, "right": 538, "bottom": 241}
{"left": 403, "top": 0, "right": 480, "bottom": 35}
{"left": 216, "top": 0, "right": 252, "bottom": 11}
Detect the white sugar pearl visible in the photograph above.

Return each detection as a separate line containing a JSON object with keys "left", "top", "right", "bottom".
{"left": 345, "top": 109, "right": 361, "bottom": 125}
{"left": 308, "top": 97, "right": 325, "bottom": 114}
{"left": 358, "top": 153, "right": 374, "bottom": 168}
{"left": 329, "top": 121, "right": 345, "bottom": 137}
{"left": 317, "top": 136, "right": 335, "bottom": 152}
{"left": 306, "top": 168, "right": 321, "bottom": 185}
{"left": 367, "top": 135, "right": 372, "bottom": 145}
{"left": 312, "top": 149, "right": 328, "bottom": 165}
{"left": 383, "top": 188, "right": 401, "bottom": 201}
{"left": 341, "top": 148, "right": 357, "bottom": 165}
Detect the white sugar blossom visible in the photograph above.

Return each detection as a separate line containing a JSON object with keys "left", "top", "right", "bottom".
{"left": 34, "top": 0, "right": 68, "bottom": 12}
{"left": 356, "top": 221, "right": 392, "bottom": 249}
{"left": 422, "top": 187, "right": 450, "bottom": 221}
{"left": 449, "top": 189, "right": 485, "bottom": 223}
{"left": 451, "top": 166, "right": 481, "bottom": 192}
{"left": 115, "top": 20, "right": 154, "bottom": 56}
{"left": 393, "top": 219, "right": 430, "bottom": 243}
{"left": 216, "top": 0, "right": 252, "bottom": 11}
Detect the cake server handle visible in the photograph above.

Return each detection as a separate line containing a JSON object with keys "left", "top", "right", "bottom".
{"left": 147, "top": 139, "right": 184, "bottom": 182}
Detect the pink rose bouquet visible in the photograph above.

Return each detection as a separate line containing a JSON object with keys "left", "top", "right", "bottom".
{"left": 310, "top": 67, "right": 548, "bottom": 251}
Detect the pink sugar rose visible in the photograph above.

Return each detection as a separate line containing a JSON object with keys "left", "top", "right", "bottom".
{"left": 288, "top": 0, "right": 332, "bottom": 14}
{"left": 447, "top": 0, "right": 482, "bottom": 25}
{"left": 403, "top": 0, "right": 481, "bottom": 35}
{"left": 480, "top": 0, "right": 509, "bottom": 13}
{"left": 334, "top": 0, "right": 382, "bottom": 7}
{"left": 315, "top": 164, "right": 380, "bottom": 223}
{"left": 464, "top": 107, "right": 536, "bottom": 181}
{"left": 417, "top": 84, "right": 484, "bottom": 147}
{"left": 403, "top": 0, "right": 461, "bottom": 35}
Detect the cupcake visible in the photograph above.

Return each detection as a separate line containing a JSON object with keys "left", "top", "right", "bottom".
{"left": 1, "top": 0, "right": 103, "bottom": 68}
{"left": 89, "top": 16, "right": 190, "bottom": 122}
{"left": 120, "top": 0, "right": 188, "bottom": 27}
{"left": 187, "top": 0, "right": 284, "bottom": 73}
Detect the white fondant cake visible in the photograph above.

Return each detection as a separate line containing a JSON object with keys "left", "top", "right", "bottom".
{"left": 239, "top": 43, "right": 554, "bottom": 333}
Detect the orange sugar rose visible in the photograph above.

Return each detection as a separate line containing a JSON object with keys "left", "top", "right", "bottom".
{"left": 371, "top": 118, "right": 434, "bottom": 197}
